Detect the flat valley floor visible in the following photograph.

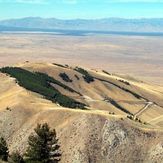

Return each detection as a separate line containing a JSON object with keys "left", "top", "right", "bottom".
{"left": 0, "top": 33, "right": 163, "bottom": 86}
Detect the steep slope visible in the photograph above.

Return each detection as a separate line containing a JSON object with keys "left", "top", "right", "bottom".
{"left": 0, "top": 62, "right": 163, "bottom": 163}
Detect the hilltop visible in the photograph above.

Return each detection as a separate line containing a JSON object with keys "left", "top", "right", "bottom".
{"left": 0, "top": 62, "right": 163, "bottom": 163}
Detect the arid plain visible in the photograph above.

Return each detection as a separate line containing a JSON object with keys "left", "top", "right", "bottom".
{"left": 0, "top": 33, "right": 163, "bottom": 86}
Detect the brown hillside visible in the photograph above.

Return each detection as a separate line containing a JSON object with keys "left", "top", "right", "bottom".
{"left": 0, "top": 62, "right": 163, "bottom": 163}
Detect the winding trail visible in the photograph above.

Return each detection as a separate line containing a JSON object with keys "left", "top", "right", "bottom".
{"left": 134, "top": 102, "right": 154, "bottom": 118}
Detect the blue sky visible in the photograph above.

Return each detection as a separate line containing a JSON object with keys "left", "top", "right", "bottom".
{"left": 0, "top": 0, "right": 163, "bottom": 20}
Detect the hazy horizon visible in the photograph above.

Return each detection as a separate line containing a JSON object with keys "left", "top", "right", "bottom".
{"left": 1, "top": 17, "right": 163, "bottom": 21}
{"left": 0, "top": 0, "right": 163, "bottom": 20}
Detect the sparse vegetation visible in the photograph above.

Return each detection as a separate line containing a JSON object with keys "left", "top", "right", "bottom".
{"left": 118, "top": 79, "right": 130, "bottom": 86}
{"left": 102, "top": 70, "right": 111, "bottom": 75}
{"left": 0, "top": 67, "right": 86, "bottom": 109}
{"left": 25, "top": 123, "right": 61, "bottom": 163}
{"left": 9, "top": 151, "right": 25, "bottom": 163}
{"left": 127, "top": 115, "right": 147, "bottom": 125}
{"left": 127, "top": 115, "right": 134, "bottom": 120}
{"left": 53, "top": 63, "right": 67, "bottom": 68}
{"left": 0, "top": 137, "right": 8, "bottom": 161}
{"left": 109, "top": 112, "right": 115, "bottom": 115}
{"left": 6, "top": 107, "right": 11, "bottom": 111}
{"left": 59, "top": 72, "right": 72, "bottom": 82}
{"left": 105, "top": 97, "right": 133, "bottom": 115}
{"left": 74, "top": 67, "right": 94, "bottom": 83}
{"left": 95, "top": 77, "right": 142, "bottom": 99}
{"left": 74, "top": 74, "right": 80, "bottom": 80}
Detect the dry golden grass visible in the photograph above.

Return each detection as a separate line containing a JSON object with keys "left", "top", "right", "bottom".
{"left": 0, "top": 62, "right": 163, "bottom": 162}
{"left": 16, "top": 62, "right": 163, "bottom": 127}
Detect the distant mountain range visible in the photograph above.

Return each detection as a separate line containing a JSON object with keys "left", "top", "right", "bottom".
{"left": 0, "top": 17, "right": 163, "bottom": 33}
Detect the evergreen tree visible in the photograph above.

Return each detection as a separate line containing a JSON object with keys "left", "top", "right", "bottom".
{"left": 9, "top": 151, "right": 25, "bottom": 163}
{"left": 25, "top": 123, "right": 61, "bottom": 163}
{"left": 0, "top": 137, "right": 9, "bottom": 161}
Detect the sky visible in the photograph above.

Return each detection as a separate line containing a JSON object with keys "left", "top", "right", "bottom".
{"left": 0, "top": 0, "right": 163, "bottom": 20}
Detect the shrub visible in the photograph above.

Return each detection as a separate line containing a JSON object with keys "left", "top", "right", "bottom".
{"left": 109, "top": 112, "right": 115, "bottom": 115}
{"left": 74, "top": 67, "right": 94, "bottom": 83}
{"left": 138, "top": 119, "right": 142, "bottom": 123}
{"left": 6, "top": 107, "right": 11, "bottom": 111}
{"left": 74, "top": 74, "right": 80, "bottom": 80}
{"left": 102, "top": 70, "right": 111, "bottom": 75}
{"left": 118, "top": 79, "right": 130, "bottom": 86}
{"left": 105, "top": 97, "right": 132, "bottom": 115}
{"left": 59, "top": 73, "right": 72, "bottom": 82}
{"left": 0, "top": 137, "right": 8, "bottom": 161}
{"left": 9, "top": 151, "right": 25, "bottom": 163}
{"left": 127, "top": 115, "right": 134, "bottom": 120}
{"left": 53, "top": 63, "right": 66, "bottom": 68}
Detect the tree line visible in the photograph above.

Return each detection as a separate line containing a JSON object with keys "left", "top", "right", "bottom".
{"left": 0, "top": 67, "right": 86, "bottom": 109}
{"left": 74, "top": 67, "right": 94, "bottom": 83}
